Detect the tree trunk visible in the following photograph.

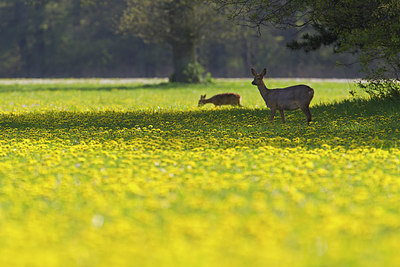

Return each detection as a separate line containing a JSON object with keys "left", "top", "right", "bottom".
{"left": 170, "top": 40, "right": 197, "bottom": 82}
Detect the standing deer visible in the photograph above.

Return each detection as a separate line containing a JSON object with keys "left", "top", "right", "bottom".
{"left": 251, "top": 68, "right": 314, "bottom": 123}
{"left": 198, "top": 93, "right": 243, "bottom": 107}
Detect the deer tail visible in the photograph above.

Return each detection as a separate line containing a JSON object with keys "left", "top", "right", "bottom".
{"left": 308, "top": 87, "right": 314, "bottom": 99}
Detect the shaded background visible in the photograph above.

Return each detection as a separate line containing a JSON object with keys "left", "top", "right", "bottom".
{"left": 0, "top": 0, "right": 360, "bottom": 79}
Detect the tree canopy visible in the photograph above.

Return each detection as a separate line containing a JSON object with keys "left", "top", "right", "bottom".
{"left": 215, "top": 0, "right": 400, "bottom": 96}
{"left": 118, "top": 0, "right": 235, "bottom": 82}
{"left": 0, "top": 0, "right": 361, "bottom": 80}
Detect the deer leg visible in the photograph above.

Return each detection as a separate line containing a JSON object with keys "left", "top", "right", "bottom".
{"left": 270, "top": 108, "right": 276, "bottom": 122}
{"left": 301, "top": 106, "right": 312, "bottom": 123}
{"left": 279, "top": 109, "right": 286, "bottom": 123}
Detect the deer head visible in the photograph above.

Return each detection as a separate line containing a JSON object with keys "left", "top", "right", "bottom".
{"left": 251, "top": 68, "right": 266, "bottom": 86}
{"left": 198, "top": 94, "right": 207, "bottom": 107}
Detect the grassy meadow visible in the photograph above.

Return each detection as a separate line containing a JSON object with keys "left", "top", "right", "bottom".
{"left": 0, "top": 78, "right": 399, "bottom": 266}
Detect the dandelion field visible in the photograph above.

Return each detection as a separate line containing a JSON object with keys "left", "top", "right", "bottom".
{"left": 0, "top": 79, "right": 399, "bottom": 266}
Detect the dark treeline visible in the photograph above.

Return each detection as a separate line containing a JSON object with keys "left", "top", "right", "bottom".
{"left": 0, "top": 0, "right": 360, "bottom": 78}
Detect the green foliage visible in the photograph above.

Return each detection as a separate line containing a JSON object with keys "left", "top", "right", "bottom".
{"left": 214, "top": 0, "right": 400, "bottom": 95}
{"left": 357, "top": 51, "right": 400, "bottom": 99}
{"left": 169, "top": 62, "right": 214, "bottom": 83}
{"left": 358, "top": 80, "right": 400, "bottom": 99}
{"left": 0, "top": 0, "right": 140, "bottom": 77}
{"left": 0, "top": 0, "right": 362, "bottom": 79}
{"left": 119, "top": 0, "right": 234, "bottom": 82}
{"left": 183, "top": 62, "right": 204, "bottom": 83}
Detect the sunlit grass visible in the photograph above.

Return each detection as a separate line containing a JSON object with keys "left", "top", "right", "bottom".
{"left": 0, "top": 79, "right": 398, "bottom": 266}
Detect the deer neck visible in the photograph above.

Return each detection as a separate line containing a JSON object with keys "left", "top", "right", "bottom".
{"left": 257, "top": 81, "right": 271, "bottom": 101}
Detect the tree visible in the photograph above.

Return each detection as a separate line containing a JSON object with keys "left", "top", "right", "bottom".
{"left": 214, "top": 0, "right": 400, "bottom": 97}
{"left": 0, "top": 0, "right": 169, "bottom": 78}
{"left": 118, "top": 0, "right": 234, "bottom": 83}
{"left": 0, "top": 0, "right": 361, "bottom": 78}
{"left": 0, "top": 0, "right": 48, "bottom": 76}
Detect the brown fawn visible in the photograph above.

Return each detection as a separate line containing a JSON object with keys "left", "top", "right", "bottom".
{"left": 251, "top": 68, "right": 314, "bottom": 123}
{"left": 198, "top": 93, "right": 243, "bottom": 107}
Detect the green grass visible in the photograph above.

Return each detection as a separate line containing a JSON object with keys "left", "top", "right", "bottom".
{"left": 0, "top": 78, "right": 399, "bottom": 266}
{"left": 0, "top": 78, "right": 362, "bottom": 113}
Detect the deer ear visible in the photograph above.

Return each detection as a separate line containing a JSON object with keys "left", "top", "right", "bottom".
{"left": 261, "top": 68, "right": 266, "bottom": 76}
{"left": 251, "top": 68, "right": 257, "bottom": 76}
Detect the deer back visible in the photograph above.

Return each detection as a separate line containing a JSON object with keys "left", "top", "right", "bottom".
{"left": 267, "top": 85, "right": 314, "bottom": 110}
{"left": 209, "top": 93, "right": 241, "bottom": 105}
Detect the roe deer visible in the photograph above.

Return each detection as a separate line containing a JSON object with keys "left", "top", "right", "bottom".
{"left": 198, "top": 93, "right": 243, "bottom": 107}
{"left": 251, "top": 68, "right": 314, "bottom": 123}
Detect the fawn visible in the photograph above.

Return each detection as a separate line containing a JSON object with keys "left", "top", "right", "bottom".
{"left": 251, "top": 68, "right": 314, "bottom": 123}
{"left": 198, "top": 93, "right": 243, "bottom": 107}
